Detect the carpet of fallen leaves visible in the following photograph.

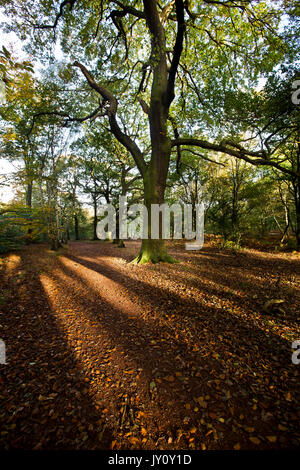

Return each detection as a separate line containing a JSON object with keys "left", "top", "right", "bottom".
{"left": 0, "top": 238, "right": 299, "bottom": 450}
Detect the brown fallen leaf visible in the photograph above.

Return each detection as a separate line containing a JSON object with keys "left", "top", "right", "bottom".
{"left": 278, "top": 424, "right": 288, "bottom": 431}
{"left": 249, "top": 437, "right": 260, "bottom": 445}
{"left": 266, "top": 436, "right": 277, "bottom": 443}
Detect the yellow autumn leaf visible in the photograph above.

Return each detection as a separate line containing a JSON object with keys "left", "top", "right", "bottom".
{"left": 245, "top": 426, "right": 255, "bottom": 433}
{"left": 266, "top": 436, "right": 277, "bottom": 443}
{"left": 129, "top": 437, "right": 139, "bottom": 444}
{"left": 249, "top": 437, "right": 260, "bottom": 445}
{"left": 111, "top": 440, "right": 117, "bottom": 449}
{"left": 285, "top": 392, "right": 292, "bottom": 401}
{"left": 278, "top": 424, "right": 288, "bottom": 431}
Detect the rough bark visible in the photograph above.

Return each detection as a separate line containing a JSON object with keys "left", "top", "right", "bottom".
{"left": 132, "top": 168, "right": 177, "bottom": 264}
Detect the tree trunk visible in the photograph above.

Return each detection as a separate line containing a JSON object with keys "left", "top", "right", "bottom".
{"left": 93, "top": 199, "right": 98, "bottom": 240}
{"left": 112, "top": 211, "right": 126, "bottom": 247}
{"left": 26, "top": 181, "right": 33, "bottom": 239}
{"left": 231, "top": 163, "right": 240, "bottom": 238}
{"left": 26, "top": 181, "right": 32, "bottom": 207}
{"left": 131, "top": 0, "right": 185, "bottom": 263}
{"left": 295, "top": 181, "right": 300, "bottom": 250}
{"left": 132, "top": 166, "right": 176, "bottom": 264}
{"left": 280, "top": 205, "right": 290, "bottom": 245}
{"left": 50, "top": 238, "right": 61, "bottom": 251}
{"left": 74, "top": 214, "right": 79, "bottom": 240}
{"left": 292, "top": 146, "right": 300, "bottom": 250}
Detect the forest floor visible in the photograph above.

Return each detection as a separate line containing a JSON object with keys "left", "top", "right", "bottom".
{"left": 0, "top": 238, "right": 300, "bottom": 450}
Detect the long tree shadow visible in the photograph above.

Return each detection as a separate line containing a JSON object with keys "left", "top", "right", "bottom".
{"left": 47, "top": 249, "right": 300, "bottom": 447}
{"left": 127, "top": 241, "right": 300, "bottom": 330}
{"left": 67, "top": 248, "right": 300, "bottom": 337}
{"left": 148, "top": 262, "right": 300, "bottom": 329}
{"left": 62, "top": 251, "right": 296, "bottom": 375}
{"left": 0, "top": 248, "right": 114, "bottom": 450}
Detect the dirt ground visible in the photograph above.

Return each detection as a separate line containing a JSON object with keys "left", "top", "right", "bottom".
{"left": 0, "top": 239, "right": 299, "bottom": 450}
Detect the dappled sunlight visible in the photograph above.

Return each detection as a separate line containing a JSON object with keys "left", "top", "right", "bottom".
{"left": 39, "top": 271, "right": 128, "bottom": 417}
{"left": 0, "top": 250, "right": 115, "bottom": 449}
{"left": 38, "top": 261, "right": 223, "bottom": 446}
{"left": 58, "top": 255, "right": 140, "bottom": 319}
{"left": 1, "top": 242, "right": 299, "bottom": 450}
{"left": 68, "top": 247, "right": 299, "bottom": 347}
{"left": 1, "top": 253, "right": 21, "bottom": 276}
{"left": 56, "top": 247, "right": 296, "bottom": 380}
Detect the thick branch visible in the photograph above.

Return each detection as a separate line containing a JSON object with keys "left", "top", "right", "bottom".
{"left": 34, "top": 0, "right": 77, "bottom": 29}
{"left": 171, "top": 138, "right": 299, "bottom": 177}
{"left": 27, "top": 107, "right": 102, "bottom": 137}
{"left": 166, "top": 0, "right": 185, "bottom": 107}
{"left": 73, "top": 61, "right": 146, "bottom": 176}
{"left": 72, "top": 61, "right": 117, "bottom": 115}
{"left": 177, "top": 147, "right": 226, "bottom": 166}
{"left": 138, "top": 97, "right": 150, "bottom": 115}
{"left": 111, "top": 1, "right": 146, "bottom": 19}
{"left": 168, "top": 115, "right": 182, "bottom": 172}
{"left": 159, "top": 1, "right": 176, "bottom": 24}
{"left": 202, "top": 0, "right": 248, "bottom": 9}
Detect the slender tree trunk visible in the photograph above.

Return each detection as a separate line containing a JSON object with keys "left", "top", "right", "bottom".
{"left": 112, "top": 210, "right": 126, "bottom": 247}
{"left": 26, "top": 181, "right": 32, "bottom": 207}
{"left": 25, "top": 180, "right": 33, "bottom": 239}
{"left": 114, "top": 177, "right": 126, "bottom": 247}
{"left": 113, "top": 210, "right": 120, "bottom": 244}
{"left": 93, "top": 199, "right": 98, "bottom": 240}
{"left": 50, "top": 238, "right": 61, "bottom": 251}
{"left": 280, "top": 204, "right": 290, "bottom": 245}
{"left": 293, "top": 145, "right": 300, "bottom": 250}
{"left": 74, "top": 214, "right": 79, "bottom": 240}
{"left": 231, "top": 163, "right": 240, "bottom": 238}
{"left": 292, "top": 145, "right": 300, "bottom": 251}
{"left": 294, "top": 180, "right": 300, "bottom": 250}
